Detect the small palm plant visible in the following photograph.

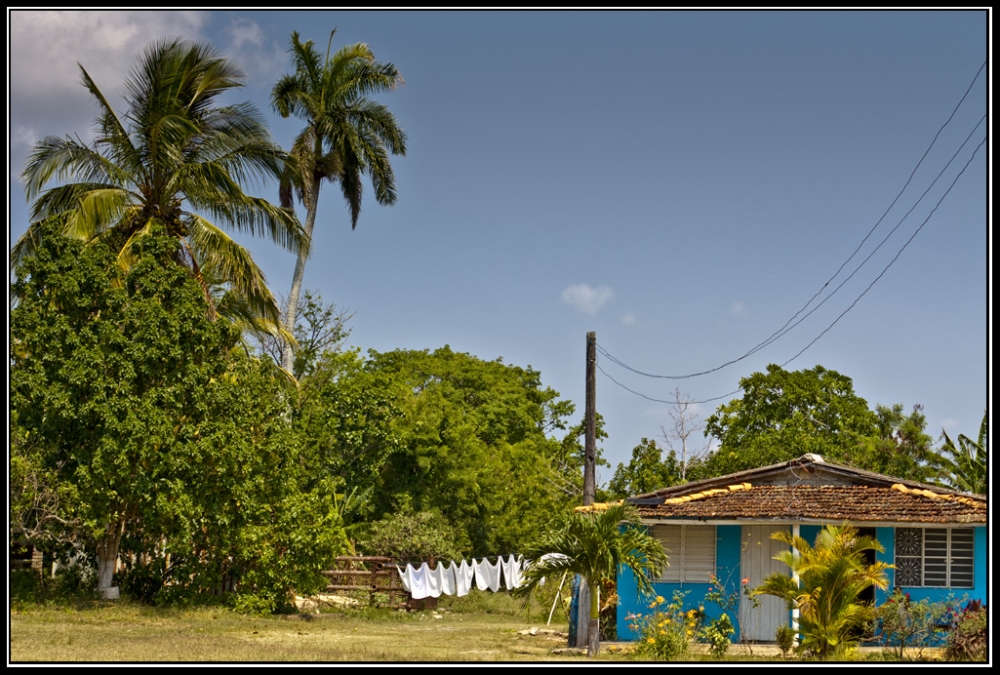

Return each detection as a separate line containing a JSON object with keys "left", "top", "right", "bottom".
{"left": 514, "top": 503, "right": 668, "bottom": 657}
{"left": 753, "top": 523, "right": 892, "bottom": 659}
{"left": 938, "top": 410, "right": 987, "bottom": 495}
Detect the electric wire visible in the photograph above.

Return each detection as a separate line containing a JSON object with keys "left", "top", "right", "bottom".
{"left": 595, "top": 60, "right": 986, "bottom": 382}
{"left": 597, "top": 134, "right": 985, "bottom": 407}
{"left": 778, "top": 135, "right": 986, "bottom": 369}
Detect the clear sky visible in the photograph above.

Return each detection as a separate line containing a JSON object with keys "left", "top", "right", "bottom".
{"left": 8, "top": 10, "right": 990, "bottom": 481}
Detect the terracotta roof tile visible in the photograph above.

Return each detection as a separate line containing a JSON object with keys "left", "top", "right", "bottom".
{"left": 635, "top": 485, "right": 986, "bottom": 524}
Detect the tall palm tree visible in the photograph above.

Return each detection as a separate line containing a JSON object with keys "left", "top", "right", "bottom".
{"left": 514, "top": 503, "right": 668, "bottom": 657}
{"left": 937, "top": 411, "right": 987, "bottom": 495}
{"left": 754, "top": 524, "right": 892, "bottom": 658}
{"left": 14, "top": 38, "right": 306, "bottom": 329}
{"left": 271, "top": 29, "right": 407, "bottom": 373}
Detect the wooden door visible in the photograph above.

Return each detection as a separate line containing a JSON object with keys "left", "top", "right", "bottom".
{"left": 739, "top": 524, "right": 790, "bottom": 642}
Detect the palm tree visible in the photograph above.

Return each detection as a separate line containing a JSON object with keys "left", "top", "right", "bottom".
{"left": 514, "top": 503, "right": 668, "bottom": 657}
{"left": 753, "top": 524, "right": 892, "bottom": 659}
{"left": 938, "top": 411, "right": 987, "bottom": 495}
{"left": 14, "top": 38, "right": 306, "bottom": 330}
{"left": 271, "top": 29, "right": 407, "bottom": 373}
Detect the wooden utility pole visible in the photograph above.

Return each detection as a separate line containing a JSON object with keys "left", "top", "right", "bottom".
{"left": 574, "top": 331, "right": 597, "bottom": 650}
{"left": 584, "top": 331, "right": 596, "bottom": 506}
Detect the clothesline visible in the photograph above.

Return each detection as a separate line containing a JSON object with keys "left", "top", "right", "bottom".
{"left": 397, "top": 555, "right": 525, "bottom": 599}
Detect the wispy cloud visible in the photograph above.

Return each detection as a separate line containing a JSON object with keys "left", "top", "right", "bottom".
{"left": 730, "top": 300, "right": 748, "bottom": 317}
{"left": 621, "top": 312, "right": 636, "bottom": 326}
{"left": 562, "top": 284, "right": 614, "bottom": 315}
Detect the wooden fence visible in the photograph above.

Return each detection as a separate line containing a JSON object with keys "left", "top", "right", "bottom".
{"left": 321, "top": 555, "right": 427, "bottom": 609}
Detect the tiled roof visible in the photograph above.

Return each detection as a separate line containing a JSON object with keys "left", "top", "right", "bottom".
{"left": 635, "top": 484, "right": 987, "bottom": 524}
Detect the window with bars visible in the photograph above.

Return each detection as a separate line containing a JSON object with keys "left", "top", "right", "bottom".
{"left": 894, "top": 528, "right": 975, "bottom": 588}
{"left": 650, "top": 524, "right": 716, "bottom": 583}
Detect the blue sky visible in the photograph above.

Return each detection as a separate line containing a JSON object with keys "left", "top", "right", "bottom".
{"left": 8, "top": 10, "right": 990, "bottom": 480}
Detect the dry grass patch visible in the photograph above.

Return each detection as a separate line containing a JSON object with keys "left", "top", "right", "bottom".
{"left": 10, "top": 601, "right": 577, "bottom": 662}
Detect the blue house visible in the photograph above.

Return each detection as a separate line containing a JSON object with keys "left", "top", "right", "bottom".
{"left": 616, "top": 454, "right": 987, "bottom": 643}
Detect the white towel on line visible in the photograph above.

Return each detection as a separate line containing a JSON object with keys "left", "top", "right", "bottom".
{"left": 455, "top": 559, "right": 475, "bottom": 597}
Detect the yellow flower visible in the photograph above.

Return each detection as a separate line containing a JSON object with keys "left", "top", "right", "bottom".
{"left": 647, "top": 638, "right": 656, "bottom": 644}
{"left": 659, "top": 630, "right": 666, "bottom": 635}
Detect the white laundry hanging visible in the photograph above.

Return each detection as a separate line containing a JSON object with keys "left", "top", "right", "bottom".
{"left": 435, "top": 561, "right": 457, "bottom": 597}
{"left": 424, "top": 562, "right": 442, "bottom": 598}
{"left": 501, "top": 554, "right": 525, "bottom": 590}
{"left": 476, "top": 557, "right": 502, "bottom": 592}
{"left": 405, "top": 562, "right": 431, "bottom": 600}
{"left": 455, "top": 559, "right": 475, "bottom": 597}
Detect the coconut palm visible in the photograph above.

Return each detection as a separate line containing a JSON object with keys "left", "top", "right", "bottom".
{"left": 514, "top": 503, "right": 668, "bottom": 657}
{"left": 271, "top": 29, "right": 406, "bottom": 373}
{"left": 753, "top": 524, "right": 892, "bottom": 659}
{"left": 937, "top": 411, "right": 987, "bottom": 495}
{"left": 14, "top": 38, "right": 306, "bottom": 330}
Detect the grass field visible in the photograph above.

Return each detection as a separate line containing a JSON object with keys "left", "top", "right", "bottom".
{"left": 10, "top": 591, "right": 608, "bottom": 663}
{"left": 8, "top": 589, "right": 950, "bottom": 663}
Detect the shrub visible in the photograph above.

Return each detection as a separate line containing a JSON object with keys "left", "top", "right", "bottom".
{"left": 753, "top": 524, "right": 891, "bottom": 658}
{"left": 945, "top": 600, "right": 987, "bottom": 662}
{"left": 873, "top": 589, "right": 959, "bottom": 660}
{"left": 627, "top": 590, "right": 699, "bottom": 661}
{"left": 699, "top": 613, "right": 735, "bottom": 658}
{"left": 775, "top": 625, "right": 796, "bottom": 657}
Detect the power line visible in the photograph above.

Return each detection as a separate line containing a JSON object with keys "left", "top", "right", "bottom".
{"left": 596, "top": 60, "right": 986, "bottom": 381}
{"left": 597, "top": 134, "right": 986, "bottom": 407}
{"left": 595, "top": 358, "right": 743, "bottom": 406}
{"left": 779, "top": 135, "right": 986, "bottom": 369}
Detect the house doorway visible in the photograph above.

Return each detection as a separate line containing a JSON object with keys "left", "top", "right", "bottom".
{"left": 740, "top": 525, "right": 790, "bottom": 642}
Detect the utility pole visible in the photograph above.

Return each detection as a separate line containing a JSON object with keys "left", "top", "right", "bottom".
{"left": 574, "top": 331, "right": 597, "bottom": 650}
{"left": 584, "top": 331, "right": 596, "bottom": 506}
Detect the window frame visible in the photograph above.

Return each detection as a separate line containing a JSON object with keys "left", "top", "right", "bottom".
{"left": 650, "top": 523, "right": 716, "bottom": 584}
{"left": 894, "top": 526, "right": 975, "bottom": 589}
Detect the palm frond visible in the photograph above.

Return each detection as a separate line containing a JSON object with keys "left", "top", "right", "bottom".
{"left": 188, "top": 215, "right": 281, "bottom": 325}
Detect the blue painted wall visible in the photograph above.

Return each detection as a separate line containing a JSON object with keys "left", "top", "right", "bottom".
{"left": 878, "top": 525, "right": 987, "bottom": 606}
{"left": 617, "top": 523, "right": 987, "bottom": 642}
{"left": 617, "top": 524, "right": 744, "bottom": 641}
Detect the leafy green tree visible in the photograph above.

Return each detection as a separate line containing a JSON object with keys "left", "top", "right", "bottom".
{"left": 869, "top": 403, "right": 942, "bottom": 484}
{"left": 11, "top": 224, "right": 241, "bottom": 594}
{"left": 937, "top": 411, "right": 987, "bottom": 495}
{"left": 256, "top": 289, "right": 353, "bottom": 379}
{"left": 607, "top": 438, "right": 683, "bottom": 498}
{"left": 14, "top": 38, "right": 304, "bottom": 329}
{"left": 359, "top": 510, "right": 464, "bottom": 562}
{"left": 296, "top": 346, "right": 581, "bottom": 557}
{"left": 753, "top": 524, "right": 892, "bottom": 659}
{"left": 703, "top": 365, "right": 881, "bottom": 476}
{"left": 162, "top": 352, "right": 349, "bottom": 612}
{"left": 271, "top": 30, "right": 406, "bottom": 373}
{"left": 515, "top": 503, "right": 668, "bottom": 657}
{"left": 13, "top": 224, "right": 349, "bottom": 606}
{"left": 292, "top": 347, "right": 403, "bottom": 527}
{"left": 10, "top": 424, "right": 82, "bottom": 553}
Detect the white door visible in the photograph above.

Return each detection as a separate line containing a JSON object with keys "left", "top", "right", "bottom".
{"left": 739, "top": 525, "right": 790, "bottom": 642}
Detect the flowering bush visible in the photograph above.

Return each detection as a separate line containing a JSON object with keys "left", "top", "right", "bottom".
{"left": 704, "top": 573, "right": 757, "bottom": 644}
{"left": 945, "top": 599, "right": 987, "bottom": 662}
{"left": 873, "top": 589, "right": 962, "bottom": 660}
{"left": 627, "top": 590, "right": 701, "bottom": 661}
{"left": 699, "top": 613, "right": 735, "bottom": 657}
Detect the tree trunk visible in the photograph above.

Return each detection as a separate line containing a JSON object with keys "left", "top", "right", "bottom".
{"left": 280, "top": 184, "right": 320, "bottom": 374}
{"left": 95, "top": 520, "right": 125, "bottom": 599}
{"left": 587, "top": 582, "right": 601, "bottom": 657}
{"left": 575, "top": 578, "right": 590, "bottom": 649}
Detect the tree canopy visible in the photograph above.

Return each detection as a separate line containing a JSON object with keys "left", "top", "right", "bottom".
{"left": 10, "top": 224, "right": 346, "bottom": 606}
{"left": 271, "top": 29, "right": 406, "bottom": 372}
{"left": 702, "top": 364, "right": 942, "bottom": 481}
{"left": 13, "top": 38, "right": 304, "bottom": 331}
